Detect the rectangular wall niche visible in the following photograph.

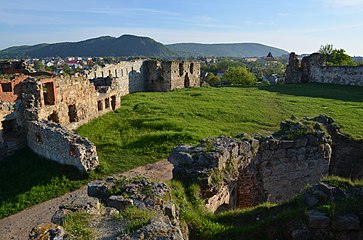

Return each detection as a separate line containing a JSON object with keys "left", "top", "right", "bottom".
{"left": 105, "top": 98, "right": 110, "bottom": 109}
{"left": 68, "top": 104, "right": 78, "bottom": 123}
{"left": 111, "top": 96, "right": 116, "bottom": 110}
{"left": 42, "top": 82, "right": 55, "bottom": 105}
{"left": 1, "top": 83, "right": 12, "bottom": 92}
{"left": 1, "top": 119, "right": 17, "bottom": 134}
{"left": 97, "top": 100, "right": 103, "bottom": 111}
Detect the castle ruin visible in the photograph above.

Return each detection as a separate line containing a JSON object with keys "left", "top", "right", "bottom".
{"left": 0, "top": 60, "right": 200, "bottom": 171}
{"left": 285, "top": 52, "right": 363, "bottom": 86}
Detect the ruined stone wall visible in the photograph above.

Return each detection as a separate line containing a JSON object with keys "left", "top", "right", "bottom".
{"left": 86, "top": 60, "right": 145, "bottom": 96}
{"left": 27, "top": 120, "right": 99, "bottom": 172}
{"left": 143, "top": 61, "right": 168, "bottom": 92}
{"left": 285, "top": 52, "right": 363, "bottom": 86}
{"left": 310, "top": 65, "right": 363, "bottom": 86}
{"left": 145, "top": 60, "right": 200, "bottom": 92}
{"left": 35, "top": 75, "right": 112, "bottom": 129}
{"left": 169, "top": 117, "right": 332, "bottom": 212}
{"left": 169, "top": 61, "right": 200, "bottom": 90}
{"left": 237, "top": 135, "right": 331, "bottom": 207}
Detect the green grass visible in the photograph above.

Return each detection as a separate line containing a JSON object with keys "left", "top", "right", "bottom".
{"left": 62, "top": 212, "right": 94, "bottom": 239}
{"left": 0, "top": 83, "right": 362, "bottom": 219}
{"left": 78, "top": 83, "right": 363, "bottom": 174}
{"left": 170, "top": 176, "right": 363, "bottom": 240}
{"left": 0, "top": 148, "right": 87, "bottom": 219}
{"left": 117, "top": 206, "right": 157, "bottom": 235}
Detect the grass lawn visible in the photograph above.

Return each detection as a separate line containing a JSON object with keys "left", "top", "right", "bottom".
{"left": 0, "top": 83, "right": 362, "bottom": 219}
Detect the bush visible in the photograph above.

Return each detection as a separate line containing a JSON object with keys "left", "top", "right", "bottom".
{"left": 204, "top": 72, "right": 222, "bottom": 86}
{"left": 222, "top": 66, "right": 256, "bottom": 85}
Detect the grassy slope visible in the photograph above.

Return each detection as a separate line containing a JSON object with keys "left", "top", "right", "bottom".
{"left": 0, "top": 83, "right": 362, "bottom": 219}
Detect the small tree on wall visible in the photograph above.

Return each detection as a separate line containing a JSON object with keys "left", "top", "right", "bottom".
{"left": 319, "top": 44, "right": 354, "bottom": 66}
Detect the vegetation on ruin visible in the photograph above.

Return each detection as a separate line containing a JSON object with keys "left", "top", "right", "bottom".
{"left": 169, "top": 176, "right": 363, "bottom": 240}
{"left": 62, "top": 212, "right": 94, "bottom": 239}
{"left": 319, "top": 44, "right": 355, "bottom": 66}
{"left": 0, "top": 83, "right": 362, "bottom": 219}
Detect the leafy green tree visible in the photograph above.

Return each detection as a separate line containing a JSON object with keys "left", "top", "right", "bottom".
{"left": 204, "top": 72, "right": 221, "bottom": 86}
{"left": 222, "top": 66, "right": 256, "bottom": 85}
{"left": 319, "top": 44, "right": 354, "bottom": 66}
{"left": 34, "top": 61, "right": 44, "bottom": 71}
{"left": 327, "top": 49, "right": 354, "bottom": 66}
{"left": 319, "top": 44, "right": 333, "bottom": 55}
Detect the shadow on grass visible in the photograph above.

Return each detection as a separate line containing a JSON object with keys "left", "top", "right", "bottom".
{"left": 0, "top": 148, "right": 88, "bottom": 219}
{"left": 258, "top": 83, "right": 363, "bottom": 102}
{"left": 212, "top": 197, "right": 306, "bottom": 240}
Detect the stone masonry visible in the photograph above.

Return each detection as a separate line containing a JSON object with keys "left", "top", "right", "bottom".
{"left": 0, "top": 60, "right": 200, "bottom": 171}
{"left": 169, "top": 116, "right": 333, "bottom": 212}
{"left": 27, "top": 120, "right": 99, "bottom": 172}
{"left": 285, "top": 52, "right": 363, "bottom": 86}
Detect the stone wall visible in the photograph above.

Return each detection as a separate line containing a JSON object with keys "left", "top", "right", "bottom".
{"left": 310, "top": 65, "right": 363, "bottom": 86}
{"left": 86, "top": 60, "right": 145, "bottom": 96}
{"left": 27, "top": 120, "right": 99, "bottom": 172}
{"left": 169, "top": 116, "right": 333, "bottom": 212}
{"left": 145, "top": 60, "right": 200, "bottom": 92}
{"left": 0, "top": 59, "right": 200, "bottom": 171}
{"left": 285, "top": 52, "right": 363, "bottom": 86}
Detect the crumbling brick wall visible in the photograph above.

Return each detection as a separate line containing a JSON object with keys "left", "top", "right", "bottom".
{"left": 27, "top": 120, "right": 99, "bottom": 172}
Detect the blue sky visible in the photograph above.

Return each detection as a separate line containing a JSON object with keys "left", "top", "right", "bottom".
{"left": 1, "top": 0, "right": 363, "bottom": 55}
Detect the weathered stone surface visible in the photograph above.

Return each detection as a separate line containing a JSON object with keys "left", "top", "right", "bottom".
{"left": 29, "top": 223, "right": 65, "bottom": 240}
{"left": 122, "top": 216, "right": 184, "bottom": 240}
{"left": 307, "top": 210, "right": 330, "bottom": 229}
{"left": 87, "top": 180, "right": 108, "bottom": 198}
{"left": 51, "top": 208, "right": 72, "bottom": 225}
{"left": 285, "top": 52, "right": 363, "bottom": 86}
{"left": 291, "top": 228, "right": 311, "bottom": 240}
{"left": 27, "top": 120, "right": 99, "bottom": 172}
{"left": 331, "top": 214, "right": 361, "bottom": 231}
{"left": 107, "top": 195, "right": 134, "bottom": 211}
{"left": 164, "top": 203, "right": 177, "bottom": 220}
{"left": 169, "top": 116, "right": 333, "bottom": 211}
{"left": 60, "top": 196, "right": 100, "bottom": 214}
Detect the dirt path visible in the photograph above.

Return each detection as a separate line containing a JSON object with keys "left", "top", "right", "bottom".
{"left": 0, "top": 159, "right": 173, "bottom": 240}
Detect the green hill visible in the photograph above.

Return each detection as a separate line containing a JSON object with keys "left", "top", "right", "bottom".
{"left": 166, "top": 42, "right": 288, "bottom": 57}
{"left": 0, "top": 35, "right": 177, "bottom": 58}
{"left": 0, "top": 35, "right": 289, "bottom": 59}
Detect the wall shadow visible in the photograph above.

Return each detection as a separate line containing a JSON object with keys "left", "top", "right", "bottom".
{"left": 0, "top": 148, "right": 88, "bottom": 218}
{"left": 257, "top": 83, "right": 363, "bottom": 102}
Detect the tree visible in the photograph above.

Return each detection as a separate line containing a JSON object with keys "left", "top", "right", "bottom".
{"left": 34, "top": 61, "right": 44, "bottom": 71}
{"left": 327, "top": 49, "right": 354, "bottom": 66}
{"left": 319, "top": 44, "right": 354, "bottom": 66}
{"left": 204, "top": 72, "right": 221, "bottom": 86}
{"left": 222, "top": 66, "right": 256, "bottom": 85}
{"left": 319, "top": 44, "right": 333, "bottom": 55}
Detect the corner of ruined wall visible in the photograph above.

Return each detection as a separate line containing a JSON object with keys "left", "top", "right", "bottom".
{"left": 27, "top": 120, "right": 99, "bottom": 172}
{"left": 168, "top": 117, "right": 333, "bottom": 211}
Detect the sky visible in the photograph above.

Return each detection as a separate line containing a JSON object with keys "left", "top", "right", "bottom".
{"left": 1, "top": 0, "right": 363, "bottom": 56}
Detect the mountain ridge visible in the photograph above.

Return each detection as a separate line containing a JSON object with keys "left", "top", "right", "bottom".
{"left": 0, "top": 35, "right": 288, "bottom": 58}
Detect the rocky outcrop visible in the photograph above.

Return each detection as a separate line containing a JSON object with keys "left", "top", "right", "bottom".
{"left": 169, "top": 116, "right": 333, "bottom": 212}
{"left": 32, "top": 176, "right": 186, "bottom": 240}
{"left": 291, "top": 180, "right": 363, "bottom": 240}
